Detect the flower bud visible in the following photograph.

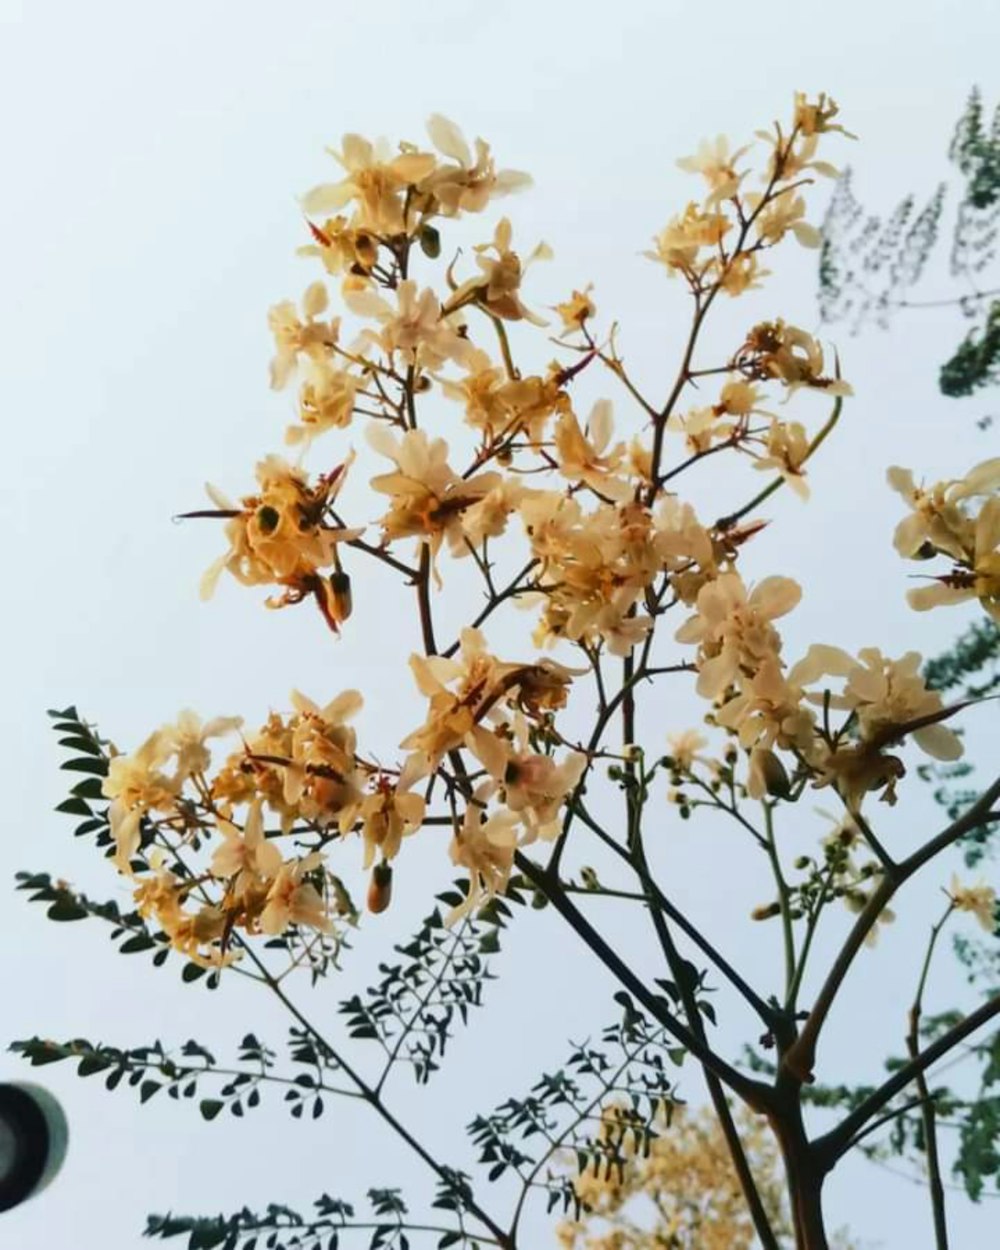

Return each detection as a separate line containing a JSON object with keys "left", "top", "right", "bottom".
{"left": 751, "top": 902, "right": 782, "bottom": 921}
{"left": 367, "top": 862, "right": 393, "bottom": 914}
{"left": 328, "top": 570, "right": 353, "bottom": 623}
{"left": 747, "top": 748, "right": 790, "bottom": 800}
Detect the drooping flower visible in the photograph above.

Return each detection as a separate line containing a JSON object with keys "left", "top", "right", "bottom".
{"left": 948, "top": 875, "right": 997, "bottom": 932}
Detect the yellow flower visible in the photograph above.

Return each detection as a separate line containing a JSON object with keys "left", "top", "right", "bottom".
{"left": 400, "top": 628, "right": 519, "bottom": 781}
{"left": 285, "top": 358, "right": 359, "bottom": 447}
{"left": 906, "top": 497, "right": 1000, "bottom": 622}
{"left": 738, "top": 320, "right": 852, "bottom": 397}
{"left": 791, "top": 644, "right": 963, "bottom": 761}
{"left": 285, "top": 689, "right": 365, "bottom": 833}
{"left": 261, "top": 853, "right": 333, "bottom": 936}
{"left": 746, "top": 191, "right": 821, "bottom": 248}
{"left": 665, "top": 729, "right": 712, "bottom": 773}
{"left": 646, "top": 202, "right": 731, "bottom": 277}
{"left": 553, "top": 400, "right": 632, "bottom": 501}
{"left": 267, "top": 282, "right": 339, "bottom": 391}
{"left": 715, "top": 655, "right": 814, "bottom": 752}
{"left": 751, "top": 419, "right": 812, "bottom": 500}
{"left": 210, "top": 800, "right": 283, "bottom": 898}
{"left": 103, "top": 729, "right": 180, "bottom": 874}
{"left": 676, "top": 135, "right": 750, "bottom": 205}
{"left": 886, "top": 465, "right": 977, "bottom": 561}
{"left": 199, "top": 455, "right": 361, "bottom": 611}
{"left": 160, "top": 710, "right": 243, "bottom": 784}
{"left": 357, "top": 780, "right": 426, "bottom": 870}
{"left": 554, "top": 286, "right": 595, "bottom": 334}
{"left": 793, "top": 91, "right": 852, "bottom": 138}
{"left": 949, "top": 875, "right": 997, "bottom": 932}
{"left": 449, "top": 217, "right": 551, "bottom": 325}
{"left": 367, "top": 426, "right": 502, "bottom": 571}
{"left": 300, "top": 132, "right": 437, "bottom": 235}
{"left": 675, "top": 572, "right": 801, "bottom": 699}
{"left": 445, "top": 785, "right": 519, "bottom": 924}
{"left": 349, "top": 280, "right": 477, "bottom": 372}
{"left": 421, "top": 114, "right": 531, "bottom": 217}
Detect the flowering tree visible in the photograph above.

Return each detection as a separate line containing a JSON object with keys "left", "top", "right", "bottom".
{"left": 14, "top": 94, "right": 1000, "bottom": 1250}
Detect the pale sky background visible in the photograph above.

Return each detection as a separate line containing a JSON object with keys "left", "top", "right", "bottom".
{"left": 2, "top": 1, "right": 999, "bottom": 1247}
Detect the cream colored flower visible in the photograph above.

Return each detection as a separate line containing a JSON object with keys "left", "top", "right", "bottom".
{"left": 367, "top": 426, "right": 502, "bottom": 570}
{"left": 267, "top": 282, "right": 339, "bottom": 390}
{"left": 646, "top": 202, "right": 731, "bottom": 277}
{"left": 554, "top": 286, "right": 595, "bottom": 334}
{"left": 160, "top": 710, "right": 243, "bottom": 784}
{"left": 666, "top": 729, "right": 712, "bottom": 773}
{"left": 199, "top": 455, "right": 361, "bottom": 609}
{"left": 261, "top": 853, "right": 333, "bottom": 936}
{"left": 949, "top": 875, "right": 997, "bottom": 932}
{"left": 400, "top": 628, "right": 519, "bottom": 781}
{"left": 675, "top": 572, "right": 801, "bottom": 699}
{"left": 747, "top": 192, "right": 821, "bottom": 248}
{"left": 554, "top": 400, "right": 631, "bottom": 501}
{"left": 738, "top": 320, "right": 852, "bottom": 397}
{"left": 445, "top": 785, "right": 519, "bottom": 924}
{"left": 676, "top": 135, "right": 750, "bottom": 205}
{"left": 103, "top": 730, "right": 180, "bottom": 874}
{"left": 791, "top": 644, "right": 963, "bottom": 761}
{"left": 906, "top": 497, "right": 1000, "bottom": 622}
{"left": 285, "top": 358, "right": 359, "bottom": 447}
{"left": 210, "top": 800, "right": 283, "bottom": 897}
{"left": 349, "top": 280, "right": 477, "bottom": 372}
{"left": 422, "top": 115, "right": 531, "bottom": 217}
{"left": 752, "top": 419, "right": 811, "bottom": 499}
{"left": 357, "top": 780, "right": 426, "bottom": 870}
{"left": 301, "top": 133, "right": 437, "bottom": 234}
{"left": 449, "top": 217, "right": 551, "bottom": 325}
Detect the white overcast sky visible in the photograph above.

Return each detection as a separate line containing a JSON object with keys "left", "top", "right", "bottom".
{"left": 2, "top": 1, "right": 1000, "bottom": 1247}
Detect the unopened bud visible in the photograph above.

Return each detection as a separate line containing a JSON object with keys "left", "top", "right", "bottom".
{"left": 328, "top": 570, "right": 353, "bottom": 623}
{"left": 751, "top": 902, "right": 782, "bottom": 921}
{"left": 367, "top": 862, "right": 393, "bottom": 914}
{"left": 748, "top": 748, "right": 791, "bottom": 800}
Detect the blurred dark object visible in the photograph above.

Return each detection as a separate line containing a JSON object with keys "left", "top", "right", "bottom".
{"left": 0, "top": 1083, "right": 68, "bottom": 1212}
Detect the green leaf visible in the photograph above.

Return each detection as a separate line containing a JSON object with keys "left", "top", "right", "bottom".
{"left": 55, "top": 797, "right": 92, "bottom": 817}
{"left": 47, "top": 899, "right": 89, "bottom": 922}
{"left": 140, "top": 1080, "right": 161, "bottom": 1104}
{"left": 60, "top": 757, "right": 108, "bottom": 776}
{"left": 71, "top": 778, "right": 106, "bottom": 799}
{"left": 78, "top": 1053, "right": 112, "bottom": 1077}
{"left": 182, "top": 962, "right": 207, "bottom": 983}
{"left": 199, "top": 1099, "right": 224, "bottom": 1122}
{"left": 56, "top": 736, "right": 104, "bottom": 756}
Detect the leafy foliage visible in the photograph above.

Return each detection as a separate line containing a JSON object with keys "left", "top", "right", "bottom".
{"left": 467, "top": 999, "right": 682, "bottom": 1217}
{"left": 46, "top": 705, "right": 113, "bottom": 850}
{"left": 339, "top": 881, "right": 524, "bottom": 1085}
{"left": 917, "top": 618, "right": 1000, "bottom": 867}
{"left": 8, "top": 1030, "right": 343, "bottom": 1123}
{"left": 820, "top": 87, "right": 1000, "bottom": 406}
{"left": 145, "top": 1189, "right": 475, "bottom": 1250}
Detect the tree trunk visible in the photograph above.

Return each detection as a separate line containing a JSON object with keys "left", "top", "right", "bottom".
{"left": 770, "top": 1106, "right": 829, "bottom": 1250}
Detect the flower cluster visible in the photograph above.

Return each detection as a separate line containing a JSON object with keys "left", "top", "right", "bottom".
{"left": 889, "top": 457, "right": 1000, "bottom": 622}
{"left": 96, "top": 95, "right": 998, "bottom": 975}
